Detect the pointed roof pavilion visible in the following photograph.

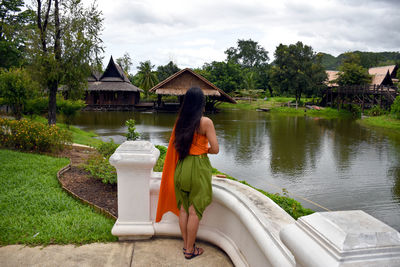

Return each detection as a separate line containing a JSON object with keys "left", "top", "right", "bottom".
{"left": 149, "top": 68, "right": 236, "bottom": 103}
{"left": 368, "top": 65, "right": 397, "bottom": 86}
{"left": 88, "top": 56, "right": 142, "bottom": 92}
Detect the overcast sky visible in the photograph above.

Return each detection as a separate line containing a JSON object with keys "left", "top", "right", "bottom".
{"left": 83, "top": 0, "right": 400, "bottom": 73}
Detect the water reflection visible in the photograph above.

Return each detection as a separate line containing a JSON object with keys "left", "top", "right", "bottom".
{"left": 72, "top": 110, "right": 400, "bottom": 230}
{"left": 209, "top": 111, "right": 269, "bottom": 164}
{"left": 267, "top": 115, "right": 322, "bottom": 177}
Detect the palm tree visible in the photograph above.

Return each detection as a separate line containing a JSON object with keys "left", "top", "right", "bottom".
{"left": 137, "top": 61, "right": 158, "bottom": 100}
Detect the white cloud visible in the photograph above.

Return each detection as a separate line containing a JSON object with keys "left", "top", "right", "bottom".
{"left": 83, "top": 0, "right": 400, "bottom": 72}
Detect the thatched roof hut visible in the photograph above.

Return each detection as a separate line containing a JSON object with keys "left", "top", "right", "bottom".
{"left": 325, "top": 70, "right": 339, "bottom": 87}
{"left": 150, "top": 68, "right": 236, "bottom": 105}
{"left": 368, "top": 65, "right": 397, "bottom": 86}
{"left": 325, "top": 64, "right": 398, "bottom": 87}
{"left": 88, "top": 56, "right": 141, "bottom": 92}
{"left": 85, "top": 56, "right": 142, "bottom": 110}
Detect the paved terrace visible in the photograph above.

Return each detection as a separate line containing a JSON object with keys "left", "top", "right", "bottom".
{"left": 0, "top": 238, "right": 233, "bottom": 267}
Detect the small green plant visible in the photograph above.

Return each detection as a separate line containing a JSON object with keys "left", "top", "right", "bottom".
{"left": 96, "top": 139, "right": 119, "bottom": 158}
{"left": 83, "top": 155, "right": 117, "bottom": 184}
{"left": 391, "top": 96, "right": 400, "bottom": 119}
{"left": 125, "top": 119, "right": 140, "bottom": 140}
{"left": 365, "top": 105, "right": 387, "bottom": 117}
{"left": 154, "top": 145, "right": 167, "bottom": 172}
{"left": 83, "top": 139, "right": 119, "bottom": 184}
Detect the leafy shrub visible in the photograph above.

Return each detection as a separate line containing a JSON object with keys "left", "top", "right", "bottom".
{"left": 83, "top": 155, "right": 117, "bottom": 184}
{"left": 24, "top": 97, "right": 48, "bottom": 117}
{"left": 365, "top": 105, "right": 387, "bottom": 117}
{"left": 343, "top": 104, "right": 361, "bottom": 118}
{"left": 154, "top": 145, "right": 167, "bottom": 172}
{"left": 84, "top": 142, "right": 165, "bottom": 184}
{"left": 96, "top": 139, "right": 119, "bottom": 158}
{"left": 0, "top": 118, "right": 72, "bottom": 152}
{"left": 125, "top": 119, "right": 140, "bottom": 140}
{"left": 83, "top": 139, "right": 119, "bottom": 184}
{"left": 391, "top": 96, "right": 400, "bottom": 119}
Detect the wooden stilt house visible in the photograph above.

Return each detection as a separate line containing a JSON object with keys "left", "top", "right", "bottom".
{"left": 85, "top": 56, "right": 142, "bottom": 110}
{"left": 149, "top": 68, "right": 236, "bottom": 111}
{"left": 322, "top": 65, "right": 399, "bottom": 109}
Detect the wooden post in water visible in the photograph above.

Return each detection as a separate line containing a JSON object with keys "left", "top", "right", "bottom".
{"left": 362, "top": 86, "right": 365, "bottom": 113}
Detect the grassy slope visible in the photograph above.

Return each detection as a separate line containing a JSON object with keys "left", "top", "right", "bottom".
{"left": 0, "top": 149, "right": 117, "bottom": 245}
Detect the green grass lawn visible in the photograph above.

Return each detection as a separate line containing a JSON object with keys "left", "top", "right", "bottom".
{"left": 0, "top": 149, "right": 117, "bottom": 245}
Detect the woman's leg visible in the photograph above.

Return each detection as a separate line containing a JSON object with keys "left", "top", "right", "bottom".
{"left": 185, "top": 205, "right": 204, "bottom": 255}
{"left": 179, "top": 205, "right": 188, "bottom": 249}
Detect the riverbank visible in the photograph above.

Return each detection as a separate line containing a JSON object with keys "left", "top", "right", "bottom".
{"left": 358, "top": 115, "right": 400, "bottom": 132}
{"left": 219, "top": 97, "right": 353, "bottom": 119}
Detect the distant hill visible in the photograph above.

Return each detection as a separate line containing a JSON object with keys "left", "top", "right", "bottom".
{"left": 319, "top": 51, "right": 400, "bottom": 70}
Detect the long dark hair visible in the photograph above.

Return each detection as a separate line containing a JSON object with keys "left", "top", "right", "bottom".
{"left": 174, "top": 87, "right": 205, "bottom": 160}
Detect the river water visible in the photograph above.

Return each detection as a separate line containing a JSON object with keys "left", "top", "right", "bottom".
{"left": 72, "top": 109, "right": 400, "bottom": 230}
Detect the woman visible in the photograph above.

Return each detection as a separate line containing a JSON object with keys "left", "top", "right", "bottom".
{"left": 155, "top": 87, "right": 219, "bottom": 260}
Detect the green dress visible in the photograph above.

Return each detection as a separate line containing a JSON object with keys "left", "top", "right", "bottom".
{"left": 174, "top": 154, "right": 212, "bottom": 219}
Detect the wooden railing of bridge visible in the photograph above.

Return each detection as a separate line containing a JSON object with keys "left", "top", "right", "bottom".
{"left": 321, "top": 85, "right": 399, "bottom": 111}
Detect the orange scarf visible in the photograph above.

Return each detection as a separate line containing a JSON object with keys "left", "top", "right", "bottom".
{"left": 155, "top": 130, "right": 209, "bottom": 222}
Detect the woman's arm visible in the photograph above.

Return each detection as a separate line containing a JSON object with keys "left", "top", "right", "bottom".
{"left": 201, "top": 117, "right": 219, "bottom": 154}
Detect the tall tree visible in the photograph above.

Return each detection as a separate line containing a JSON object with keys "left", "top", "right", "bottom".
{"left": 30, "top": 0, "right": 103, "bottom": 124}
{"left": 200, "top": 61, "right": 242, "bottom": 93}
{"left": 156, "top": 61, "right": 180, "bottom": 82}
{"left": 335, "top": 53, "right": 371, "bottom": 86}
{"left": 270, "top": 41, "right": 327, "bottom": 106}
{"left": 116, "top": 52, "right": 133, "bottom": 74}
{"left": 0, "top": 0, "right": 34, "bottom": 69}
{"left": 225, "top": 39, "right": 269, "bottom": 69}
{"left": 136, "top": 60, "right": 158, "bottom": 99}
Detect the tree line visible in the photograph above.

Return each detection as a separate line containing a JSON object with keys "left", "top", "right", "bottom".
{"left": 119, "top": 39, "right": 329, "bottom": 106}
{"left": 320, "top": 51, "right": 400, "bottom": 70}
{"left": 1, "top": 0, "right": 399, "bottom": 124}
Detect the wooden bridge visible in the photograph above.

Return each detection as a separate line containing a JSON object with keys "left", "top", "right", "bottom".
{"left": 320, "top": 85, "right": 399, "bottom": 111}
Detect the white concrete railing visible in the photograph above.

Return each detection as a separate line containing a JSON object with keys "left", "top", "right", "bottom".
{"left": 110, "top": 141, "right": 400, "bottom": 267}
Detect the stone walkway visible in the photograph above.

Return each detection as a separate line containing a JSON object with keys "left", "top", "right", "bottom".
{"left": 0, "top": 238, "right": 233, "bottom": 267}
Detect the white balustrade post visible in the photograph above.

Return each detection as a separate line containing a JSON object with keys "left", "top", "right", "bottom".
{"left": 280, "top": 210, "right": 400, "bottom": 266}
{"left": 109, "top": 141, "right": 160, "bottom": 240}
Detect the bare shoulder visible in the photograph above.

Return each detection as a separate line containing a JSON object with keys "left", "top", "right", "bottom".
{"left": 200, "top": 116, "right": 213, "bottom": 125}
{"left": 199, "top": 116, "right": 214, "bottom": 134}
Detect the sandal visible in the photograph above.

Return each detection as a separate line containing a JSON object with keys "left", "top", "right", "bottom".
{"left": 184, "top": 244, "right": 203, "bottom": 260}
